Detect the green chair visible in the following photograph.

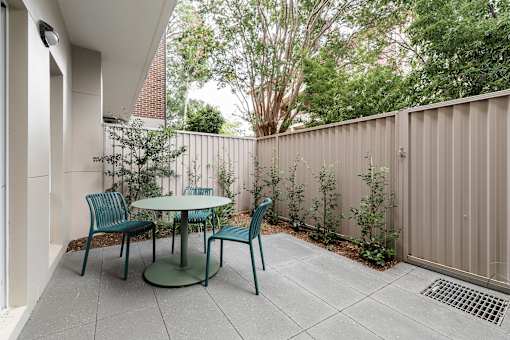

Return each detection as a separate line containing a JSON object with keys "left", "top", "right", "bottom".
{"left": 172, "top": 187, "right": 216, "bottom": 254}
{"left": 205, "top": 198, "right": 272, "bottom": 295}
{"left": 81, "top": 192, "right": 156, "bottom": 280}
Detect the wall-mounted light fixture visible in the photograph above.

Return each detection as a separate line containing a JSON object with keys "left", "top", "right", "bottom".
{"left": 38, "top": 20, "right": 59, "bottom": 47}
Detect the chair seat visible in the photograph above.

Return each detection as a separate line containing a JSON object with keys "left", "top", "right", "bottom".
{"left": 98, "top": 220, "right": 154, "bottom": 234}
{"left": 174, "top": 210, "right": 211, "bottom": 223}
{"left": 211, "top": 226, "right": 250, "bottom": 243}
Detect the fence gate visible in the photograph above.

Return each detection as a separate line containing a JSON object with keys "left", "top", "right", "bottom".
{"left": 399, "top": 91, "right": 510, "bottom": 293}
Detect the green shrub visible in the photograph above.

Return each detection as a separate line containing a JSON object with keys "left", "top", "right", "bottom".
{"left": 245, "top": 154, "right": 265, "bottom": 215}
{"left": 286, "top": 156, "right": 306, "bottom": 231}
{"left": 351, "top": 157, "right": 399, "bottom": 266}
{"left": 216, "top": 157, "right": 237, "bottom": 223}
{"left": 187, "top": 159, "right": 201, "bottom": 187}
{"left": 94, "top": 119, "right": 185, "bottom": 205}
{"left": 309, "top": 164, "right": 340, "bottom": 245}
{"left": 263, "top": 152, "right": 283, "bottom": 225}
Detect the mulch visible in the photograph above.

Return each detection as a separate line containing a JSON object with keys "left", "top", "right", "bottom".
{"left": 66, "top": 212, "right": 398, "bottom": 271}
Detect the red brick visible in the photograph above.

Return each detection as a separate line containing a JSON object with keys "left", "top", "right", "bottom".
{"left": 133, "top": 37, "right": 166, "bottom": 120}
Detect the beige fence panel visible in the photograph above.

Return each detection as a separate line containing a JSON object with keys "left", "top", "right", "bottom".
{"left": 103, "top": 125, "right": 256, "bottom": 212}
{"left": 257, "top": 113, "right": 397, "bottom": 239}
{"left": 402, "top": 90, "right": 510, "bottom": 291}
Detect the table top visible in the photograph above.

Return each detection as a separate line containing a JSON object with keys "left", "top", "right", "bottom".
{"left": 131, "top": 195, "right": 232, "bottom": 211}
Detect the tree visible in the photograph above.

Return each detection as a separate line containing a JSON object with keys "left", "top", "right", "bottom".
{"left": 166, "top": 2, "right": 216, "bottom": 126}
{"left": 183, "top": 100, "right": 225, "bottom": 134}
{"left": 94, "top": 119, "right": 186, "bottom": 204}
{"left": 301, "top": 59, "right": 406, "bottom": 126}
{"left": 201, "top": 0, "right": 376, "bottom": 136}
{"left": 405, "top": 0, "right": 510, "bottom": 105}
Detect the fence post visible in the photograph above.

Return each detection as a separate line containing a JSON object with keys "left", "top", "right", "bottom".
{"left": 397, "top": 109, "right": 410, "bottom": 261}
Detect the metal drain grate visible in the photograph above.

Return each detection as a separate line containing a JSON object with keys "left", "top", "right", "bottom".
{"left": 421, "top": 278, "right": 509, "bottom": 325}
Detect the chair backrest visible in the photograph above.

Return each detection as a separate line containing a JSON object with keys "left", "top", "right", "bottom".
{"left": 85, "top": 192, "right": 129, "bottom": 231}
{"left": 249, "top": 198, "right": 272, "bottom": 240}
{"left": 184, "top": 187, "right": 213, "bottom": 196}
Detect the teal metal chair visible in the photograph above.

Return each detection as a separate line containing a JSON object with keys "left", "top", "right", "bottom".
{"left": 205, "top": 198, "right": 272, "bottom": 295}
{"left": 81, "top": 192, "right": 156, "bottom": 280}
{"left": 172, "top": 187, "right": 216, "bottom": 254}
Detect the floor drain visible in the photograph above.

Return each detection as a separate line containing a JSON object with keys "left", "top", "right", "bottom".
{"left": 421, "top": 278, "right": 509, "bottom": 325}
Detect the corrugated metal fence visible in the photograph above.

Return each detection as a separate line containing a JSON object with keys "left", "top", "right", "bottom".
{"left": 399, "top": 90, "right": 510, "bottom": 291}
{"left": 259, "top": 90, "right": 510, "bottom": 292}
{"left": 103, "top": 125, "right": 256, "bottom": 212}
{"left": 103, "top": 89, "right": 510, "bottom": 292}
{"left": 257, "top": 112, "right": 397, "bottom": 240}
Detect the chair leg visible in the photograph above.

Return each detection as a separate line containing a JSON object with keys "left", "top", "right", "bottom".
{"left": 220, "top": 240, "right": 224, "bottom": 267}
{"left": 124, "top": 234, "right": 131, "bottom": 280}
{"left": 203, "top": 222, "right": 207, "bottom": 253}
{"left": 120, "top": 233, "right": 125, "bottom": 257}
{"left": 81, "top": 232, "right": 94, "bottom": 276}
{"left": 171, "top": 223, "right": 176, "bottom": 254}
{"left": 249, "top": 241, "right": 259, "bottom": 295}
{"left": 258, "top": 234, "right": 265, "bottom": 270}
{"left": 212, "top": 211, "right": 216, "bottom": 234}
{"left": 204, "top": 238, "right": 213, "bottom": 287}
{"left": 152, "top": 225, "right": 156, "bottom": 263}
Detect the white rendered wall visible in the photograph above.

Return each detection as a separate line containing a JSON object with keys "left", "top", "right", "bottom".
{"left": 70, "top": 45, "right": 103, "bottom": 240}
{"left": 3, "top": 0, "right": 73, "bottom": 338}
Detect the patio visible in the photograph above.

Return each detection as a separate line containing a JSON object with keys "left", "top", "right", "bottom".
{"left": 19, "top": 232, "right": 510, "bottom": 340}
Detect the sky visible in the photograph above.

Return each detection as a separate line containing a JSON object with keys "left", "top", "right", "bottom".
{"left": 188, "top": 81, "right": 253, "bottom": 136}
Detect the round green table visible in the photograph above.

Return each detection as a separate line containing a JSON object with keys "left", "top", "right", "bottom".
{"left": 131, "top": 195, "right": 231, "bottom": 287}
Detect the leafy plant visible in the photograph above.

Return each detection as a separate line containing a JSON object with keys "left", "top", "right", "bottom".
{"left": 244, "top": 154, "right": 265, "bottom": 215}
{"left": 286, "top": 156, "right": 306, "bottom": 231}
{"left": 182, "top": 100, "right": 225, "bottom": 134}
{"left": 351, "top": 157, "right": 399, "bottom": 266}
{"left": 187, "top": 159, "right": 201, "bottom": 187}
{"left": 263, "top": 152, "right": 282, "bottom": 225}
{"left": 94, "top": 119, "right": 186, "bottom": 205}
{"left": 309, "top": 164, "right": 340, "bottom": 245}
{"left": 216, "top": 157, "right": 237, "bottom": 223}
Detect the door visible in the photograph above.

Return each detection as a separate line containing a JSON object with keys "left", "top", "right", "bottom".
{"left": 0, "top": 0, "right": 7, "bottom": 310}
{"left": 401, "top": 95, "right": 510, "bottom": 293}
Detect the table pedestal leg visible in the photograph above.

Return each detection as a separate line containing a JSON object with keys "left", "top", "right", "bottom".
{"left": 180, "top": 210, "right": 188, "bottom": 268}
{"left": 142, "top": 209, "right": 220, "bottom": 287}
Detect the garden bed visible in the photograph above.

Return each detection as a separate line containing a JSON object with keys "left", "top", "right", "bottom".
{"left": 67, "top": 212, "right": 398, "bottom": 271}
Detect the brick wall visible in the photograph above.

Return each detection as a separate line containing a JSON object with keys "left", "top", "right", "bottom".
{"left": 132, "top": 37, "right": 166, "bottom": 121}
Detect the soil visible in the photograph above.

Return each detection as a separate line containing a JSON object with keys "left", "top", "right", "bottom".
{"left": 67, "top": 212, "right": 398, "bottom": 271}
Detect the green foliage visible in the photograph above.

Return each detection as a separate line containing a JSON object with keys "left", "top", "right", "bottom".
{"left": 220, "top": 120, "right": 244, "bottom": 137}
{"left": 351, "top": 157, "right": 399, "bottom": 266}
{"left": 309, "top": 165, "right": 340, "bottom": 245}
{"left": 286, "top": 156, "right": 306, "bottom": 231}
{"left": 302, "top": 60, "right": 406, "bottom": 126}
{"left": 199, "top": 0, "right": 370, "bottom": 136}
{"left": 183, "top": 100, "right": 225, "bottom": 134}
{"left": 244, "top": 155, "right": 265, "bottom": 216}
{"left": 166, "top": 2, "right": 217, "bottom": 125}
{"left": 187, "top": 159, "right": 201, "bottom": 187}
{"left": 405, "top": 0, "right": 510, "bottom": 106}
{"left": 263, "top": 153, "right": 283, "bottom": 225}
{"left": 216, "top": 158, "right": 237, "bottom": 222}
{"left": 94, "top": 119, "right": 186, "bottom": 205}
{"left": 300, "top": 0, "right": 510, "bottom": 127}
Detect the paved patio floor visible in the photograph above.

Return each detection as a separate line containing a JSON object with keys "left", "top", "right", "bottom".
{"left": 19, "top": 233, "right": 510, "bottom": 340}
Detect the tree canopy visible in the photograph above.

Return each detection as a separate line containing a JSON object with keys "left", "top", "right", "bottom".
{"left": 182, "top": 100, "right": 226, "bottom": 134}
{"left": 166, "top": 0, "right": 510, "bottom": 134}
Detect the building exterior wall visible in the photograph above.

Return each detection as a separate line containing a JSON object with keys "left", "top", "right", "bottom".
{"left": 70, "top": 46, "right": 103, "bottom": 240}
{"left": 132, "top": 37, "right": 166, "bottom": 124}
{"left": 4, "top": 0, "right": 74, "bottom": 338}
